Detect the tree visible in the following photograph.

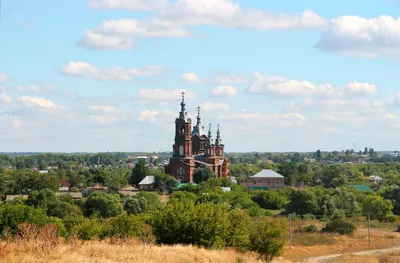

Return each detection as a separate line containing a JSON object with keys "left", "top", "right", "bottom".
{"left": 251, "top": 191, "right": 288, "bottom": 210}
{"left": 286, "top": 189, "right": 318, "bottom": 215}
{"left": 84, "top": 191, "right": 122, "bottom": 218}
{"left": 316, "top": 150, "right": 322, "bottom": 161}
{"left": 364, "top": 147, "right": 368, "bottom": 155}
{"left": 124, "top": 197, "right": 148, "bottom": 215}
{"left": 129, "top": 159, "right": 148, "bottom": 186}
{"left": 193, "top": 167, "right": 214, "bottom": 184}
{"left": 362, "top": 195, "right": 395, "bottom": 222}
{"left": 250, "top": 218, "right": 286, "bottom": 262}
{"left": 320, "top": 165, "right": 348, "bottom": 188}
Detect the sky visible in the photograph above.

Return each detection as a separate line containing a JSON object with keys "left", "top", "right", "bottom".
{"left": 1, "top": 0, "right": 400, "bottom": 153}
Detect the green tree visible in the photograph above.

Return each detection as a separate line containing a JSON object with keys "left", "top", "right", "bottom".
{"left": 250, "top": 218, "right": 286, "bottom": 262}
{"left": 124, "top": 197, "right": 148, "bottom": 215}
{"left": 129, "top": 159, "right": 148, "bottom": 186}
{"left": 251, "top": 190, "right": 288, "bottom": 210}
{"left": 316, "top": 150, "right": 322, "bottom": 161}
{"left": 84, "top": 191, "right": 122, "bottom": 218}
{"left": 193, "top": 167, "right": 214, "bottom": 184}
{"left": 286, "top": 189, "right": 318, "bottom": 215}
{"left": 362, "top": 195, "right": 394, "bottom": 221}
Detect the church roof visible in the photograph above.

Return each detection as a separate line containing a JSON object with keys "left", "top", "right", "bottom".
{"left": 249, "top": 169, "right": 284, "bottom": 178}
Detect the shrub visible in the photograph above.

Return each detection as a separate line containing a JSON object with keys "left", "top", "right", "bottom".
{"left": 251, "top": 191, "right": 288, "bottom": 210}
{"left": 250, "top": 218, "right": 286, "bottom": 263}
{"left": 322, "top": 219, "right": 356, "bottom": 235}
{"left": 84, "top": 192, "right": 122, "bottom": 218}
{"left": 73, "top": 218, "right": 104, "bottom": 240}
{"left": 107, "top": 214, "right": 151, "bottom": 238}
{"left": 123, "top": 197, "right": 147, "bottom": 215}
{"left": 296, "top": 224, "right": 318, "bottom": 233}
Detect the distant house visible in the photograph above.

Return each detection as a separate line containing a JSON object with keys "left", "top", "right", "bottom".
{"left": 58, "top": 187, "right": 69, "bottom": 193}
{"left": 221, "top": 187, "right": 231, "bottom": 192}
{"left": 119, "top": 185, "right": 138, "bottom": 196}
{"left": 240, "top": 169, "right": 284, "bottom": 190}
{"left": 91, "top": 183, "right": 106, "bottom": 191}
{"left": 138, "top": 176, "right": 156, "bottom": 191}
{"left": 38, "top": 170, "right": 49, "bottom": 174}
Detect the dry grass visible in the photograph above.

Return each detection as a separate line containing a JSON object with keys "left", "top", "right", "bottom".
{"left": 0, "top": 223, "right": 269, "bottom": 263}
{"left": 283, "top": 229, "right": 400, "bottom": 262}
{"left": 0, "top": 240, "right": 267, "bottom": 263}
{"left": 330, "top": 251, "right": 400, "bottom": 263}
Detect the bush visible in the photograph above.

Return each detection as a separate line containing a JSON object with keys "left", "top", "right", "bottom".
{"left": 123, "top": 197, "right": 147, "bottom": 215}
{"left": 84, "top": 192, "right": 122, "bottom": 218}
{"left": 251, "top": 191, "right": 288, "bottom": 210}
{"left": 296, "top": 224, "right": 318, "bottom": 233}
{"left": 73, "top": 218, "right": 105, "bottom": 240}
{"left": 250, "top": 218, "right": 286, "bottom": 263}
{"left": 322, "top": 219, "right": 356, "bottom": 235}
{"left": 107, "top": 214, "right": 151, "bottom": 238}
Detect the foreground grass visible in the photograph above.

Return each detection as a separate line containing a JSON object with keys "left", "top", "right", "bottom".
{"left": 0, "top": 238, "right": 267, "bottom": 263}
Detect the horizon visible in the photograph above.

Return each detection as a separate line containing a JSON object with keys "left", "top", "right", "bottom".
{"left": 2, "top": 0, "right": 400, "bottom": 152}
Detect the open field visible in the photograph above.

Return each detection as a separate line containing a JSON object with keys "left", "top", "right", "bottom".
{"left": 283, "top": 227, "right": 400, "bottom": 262}
{"left": 0, "top": 239, "right": 267, "bottom": 263}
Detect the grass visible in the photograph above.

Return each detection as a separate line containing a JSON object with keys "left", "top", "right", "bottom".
{"left": 0, "top": 223, "right": 267, "bottom": 263}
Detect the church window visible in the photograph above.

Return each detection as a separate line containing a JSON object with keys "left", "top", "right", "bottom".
{"left": 179, "top": 145, "right": 184, "bottom": 156}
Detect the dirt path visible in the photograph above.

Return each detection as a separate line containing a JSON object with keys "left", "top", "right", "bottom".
{"left": 306, "top": 246, "right": 400, "bottom": 263}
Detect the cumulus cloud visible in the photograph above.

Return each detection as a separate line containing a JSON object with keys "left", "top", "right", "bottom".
{"left": 62, "top": 61, "right": 163, "bottom": 81}
{"left": 181, "top": 73, "right": 202, "bottom": 84}
{"left": 87, "top": 0, "right": 169, "bottom": 11}
{"left": 214, "top": 75, "right": 247, "bottom": 85}
{"left": 88, "top": 115, "right": 120, "bottom": 125}
{"left": 0, "top": 74, "right": 9, "bottom": 82}
{"left": 17, "top": 96, "right": 57, "bottom": 108}
{"left": 88, "top": 105, "right": 119, "bottom": 113}
{"left": 210, "top": 85, "right": 238, "bottom": 97}
{"left": 315, "top": 15, "right": 400, "bottom": 58}
{"left": 83, "top": 0, "right": 325, "bottom": 50}
{"left": 15, "top": 85, "right": 57, "bottom": 93}
{"left": 249, "top": 71, "right": 377, "bottom": 98}
{"left": 201, "top": 101, "right": 230, "bottom": 111}
{"left": 79, "top": 30, "right": 135, "bottom": 50}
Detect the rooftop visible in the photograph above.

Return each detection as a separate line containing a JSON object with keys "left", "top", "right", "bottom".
{"left": 139, "top": 175, "right": 155, "bottom": 185}
{"left": 249, "top": 169, "right": 284, "bottom": 179}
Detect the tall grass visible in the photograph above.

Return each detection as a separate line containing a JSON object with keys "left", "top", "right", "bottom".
{"left": 0, "top": 223, "right": 264, "bottom": 263}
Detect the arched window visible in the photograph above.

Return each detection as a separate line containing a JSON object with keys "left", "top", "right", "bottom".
{"left": 179, "top": 145, "right": 184, "bottom": 156}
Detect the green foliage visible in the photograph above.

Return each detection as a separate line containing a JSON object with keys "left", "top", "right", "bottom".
{"left": 106, "top": 214, "right": 151, "bottom": 239}
{"left": 251, "top": 190, "right": 288, "bottom": 210}
{"left": 136, "top": 192, "right": 163, "bottom": 211}
{"left": 286, "top": 189, "right": 318, "bottom": 215}
{"left": 296, "top": 224, "right": 318, "bottom": 233}
{"left": 379, "top": 185, "right": 400, "bottom": 215}
{"left": 129, "top": 159, "right": 148, "bottom": 186}
{"left": 321, "top": 219, "right": 356, "bottom": 234}
{"left": 73, "top": 218, "right": 105, "bottom": 240}
{"left": 169, "top": 191, "right": 198, "bottom": 204}
{"left": 151, "top": 200, "right": 250, "bottom": 251}
{"left": 250, "top": 218, "right": 286, "bottom": 263}
{"left": 124, "top": 197, "right": 147, "bottom": 215}
{"left": 154, "top": 171, "right": 178, "bottom": 192}
{"left": 362, "top": 195, "right": 394, "bottom": 222}
{"left": 193, "top": 167, "right": 215, "bottom": 184}
{"left": 84, "top": 191, "right": 122, "bottom": 218}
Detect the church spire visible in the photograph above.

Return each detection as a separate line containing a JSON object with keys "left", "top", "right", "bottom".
{"left": 196, "top": 105, "right": 201, "bottom": 128}
{"left": 208, "top": 123, "right": 212, "bottom": 143}
{"left": 215, "top": 123, "right": 221, "bottom": 145}
{"left": 179, "top": 91, "right": 186, "bottom": 119}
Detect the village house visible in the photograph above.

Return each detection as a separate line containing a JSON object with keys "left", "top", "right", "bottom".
{"left": 240, "top": 169, "right": 284, "bottom": 190}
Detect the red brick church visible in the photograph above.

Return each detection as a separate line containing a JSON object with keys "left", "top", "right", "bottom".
{"left": 165, "top": 92, "right": 229, "bottom": 183}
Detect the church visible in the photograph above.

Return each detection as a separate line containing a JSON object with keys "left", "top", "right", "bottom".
{"left": 165, "top": 92, "right": 229, "bottom": 183}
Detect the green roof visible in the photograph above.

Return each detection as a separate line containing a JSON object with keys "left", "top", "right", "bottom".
{"left": 350, "top": 184, "right": 373, "bottom": 193}
{"left": 249, "top": 186, "right": 268, "bottom": 190}
{"left": 176, "top": 183, "right": 198, "bottom": 189}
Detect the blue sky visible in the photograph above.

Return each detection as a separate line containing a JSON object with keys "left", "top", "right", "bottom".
{"left": 1, "top": 0, "right": 400, "bottom": 152}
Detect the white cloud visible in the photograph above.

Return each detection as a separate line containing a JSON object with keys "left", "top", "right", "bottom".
{"left": 79, "top": 30, "right": 135, "bottom": 50}
{"left": 138, "top": 110, "right": 158, "bottom": 123}
{"left": 181, "top": 73, "right": 202, "bottom": 84}
{"left": 87, "top": 0, "right": 169, "bottom": 11}
{"left": 345, "top": 81, "right": 377, "bottom": 97}
{"left": 138, "top": 89, "right": 197, "bottom": 102}
{"left": 88, "top": 115, "right": 120, "bottom": 124}
{"left": 223, "top": 111, "right": 306, "bottom": 128}
{"left": 16, "top": 85, "right": 57, "bottom": 93}
{"left": 249, "top": 71, "right": 377, "bottom": 98}
{"left": 315, "top": 15, "right": 400, "bottom": 58}
{"left": 79, "top": 18, "right": 189, "bottom": 49}
{"left": 17, "top": 96, "right": 57, "bottom": 108}
{"left": 0, "top": 74, "right": 9, "bottom": 82}
{"left": 88, "top": 105, "right": 119, "bottom": 113}
{"left": 83, "top": 0, "right": 325, "bottom": 50}
{"left": 0, "top": 93, "right": 12, "bottom": 103}
{"left": 201, "top": 101, "right": 230, "bottom": 111}
{"left": 214, "top": 75, "right": 247, "bottom": 85}
{"left": 210, "top": 85, "right": 238, "bottom": 97}
{"left": 62, "top": 61, "right": 163, "bottom": 81}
